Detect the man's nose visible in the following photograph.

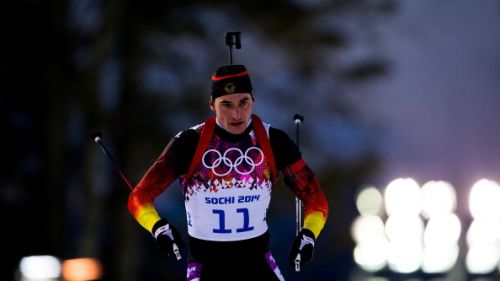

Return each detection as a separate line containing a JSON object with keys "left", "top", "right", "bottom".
{"left": 231, "top": 107, "right": 241, "bottom": 119}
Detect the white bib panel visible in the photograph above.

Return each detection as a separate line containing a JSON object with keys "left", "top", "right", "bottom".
{"left": 183, "top": 129, "right": 274, "bottom": 241}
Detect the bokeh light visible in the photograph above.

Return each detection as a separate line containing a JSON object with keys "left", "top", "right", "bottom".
{"left": 387, "top": 239, "right": 422, "bottom": 273}
{"left": 421, "top": 243, "right": 459, "bottom": 273}
{"left": 356, "top": 186, "right": 384, "bottom": 217}
{"left": 465, "top": 217, "right": 500, "bottom": 247}
{"left": 351, "top": 215, "right": 386, "bottom": 244}
{"left": 354, "top": 241, "right": 389, "bottom": 272}
{"left": 423, "top": 213, "right": 461, "bottom": 246}
{"left": 19, "top": 255, "right": 61, "bottom": 280}
{"left": 469, "top": 179, "right": 500, "bottom": 219}
{"left": 62, "top": 258, "right": 103, "bottom": 281}
{"left": 351, "top": 178, "right": 469, "bottom": 276}
{"left": 465, "top": 179, "right": 500, "bottom": 276}
{"left": 384, "top": 214, "right": 424, "bottom": 243}
{"left": 384, "top": 178, "right": 421, "bottom": 217}
{"left": 421, "top": 180, "right": 456, "bottom": 219}
{"left": 466, "top": 243, "right": 499, "bottom": 274}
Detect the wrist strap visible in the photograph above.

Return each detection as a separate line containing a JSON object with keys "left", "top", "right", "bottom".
{"left": 302, "top": 235, "right": 315, "bottom": 246}
{"left": 154, "top": 224, "right": 170, "bottom": 239}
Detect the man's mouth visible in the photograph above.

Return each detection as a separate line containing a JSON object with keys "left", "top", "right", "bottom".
{"left": 230, "top": 121, "right": 244, "bottom": 127}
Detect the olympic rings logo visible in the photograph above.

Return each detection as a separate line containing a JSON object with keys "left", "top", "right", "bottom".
{"left": 202, "top": 147, "right": 264, "bottom": 177}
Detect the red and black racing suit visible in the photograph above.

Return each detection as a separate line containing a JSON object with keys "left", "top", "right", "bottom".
{"left": 128, "top": 118, "right": 328, "bottom": 280}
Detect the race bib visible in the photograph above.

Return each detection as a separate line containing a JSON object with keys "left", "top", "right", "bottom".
{"left": 183, "top": 136, "right": 273, "bottom": 241}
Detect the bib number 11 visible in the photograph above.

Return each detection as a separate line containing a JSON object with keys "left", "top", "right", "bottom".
{"left": 213, "top": 208, "right": 254, "bottom": 234}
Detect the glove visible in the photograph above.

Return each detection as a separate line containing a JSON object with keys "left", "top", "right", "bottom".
{"left": 289, "top": 228, "right": 315, "bottom": 271}
{"left": 152, "top": 219, "right": 185, "bottom": 260}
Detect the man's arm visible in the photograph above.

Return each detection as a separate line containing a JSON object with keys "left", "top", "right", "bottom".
{"left": 270, "top": 128, "right": 329, "bottom": 237}
{"left": 128, "top": 129, "right": 199, "bottom": 232}
{"left": 283, "top": 158, "right": 328, "bottom": 237}
{"left": 270, "top": 127, "right": 329, "bottom": 269}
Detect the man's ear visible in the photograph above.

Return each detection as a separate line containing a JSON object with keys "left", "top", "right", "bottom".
{"left": 209, "top": 97, "right": 215, "bottom": 112}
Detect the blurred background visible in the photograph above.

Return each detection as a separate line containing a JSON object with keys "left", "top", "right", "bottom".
{"left": 2, "top": 0, "right": 500, "bottom": 280}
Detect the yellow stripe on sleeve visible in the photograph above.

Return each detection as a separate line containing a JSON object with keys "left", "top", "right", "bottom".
{"left": 136, "top": 204, "right": 162, "bottom": 233}
{"left": 303, "top": 211, "right": 326, "bottom": 238}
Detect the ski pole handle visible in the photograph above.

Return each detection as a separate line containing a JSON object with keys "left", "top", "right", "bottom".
{"left": 294, "top": 253, "right": 301, "bottom": 272}
{"left": 173, "top": 243, "right": 182, "bottom": 260}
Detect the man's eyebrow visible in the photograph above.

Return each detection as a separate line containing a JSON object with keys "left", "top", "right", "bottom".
{"left": 219, "top": 97, "right": 249, "bottom": 104}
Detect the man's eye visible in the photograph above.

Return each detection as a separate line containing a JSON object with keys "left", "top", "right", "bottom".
{"left": 222, "top": 103, "right": 232, "bottom": 109}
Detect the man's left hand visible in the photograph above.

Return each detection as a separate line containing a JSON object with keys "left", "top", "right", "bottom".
{"left": 289, "top": 228, "right": 315, "bottom": 271}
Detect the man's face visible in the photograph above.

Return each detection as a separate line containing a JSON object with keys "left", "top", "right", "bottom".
{"left": 210, "top": 93, "right": 255, "bottom": 134}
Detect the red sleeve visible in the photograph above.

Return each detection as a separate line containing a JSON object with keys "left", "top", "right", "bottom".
{"left": 283, "top": 158, "right": 329, "bottom": 237}
{"left": 127, "top": 144, "right": 179, "bottom": 231}
{"left": 128, "top": 128, "right": 199, "bottom": 232}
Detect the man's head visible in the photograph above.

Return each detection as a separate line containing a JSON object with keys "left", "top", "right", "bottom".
{"left": 211, "top": 65, "right": 252, "bottom": 99}
{"left": 210, "top": 65, "right": 255, "bottom": 134}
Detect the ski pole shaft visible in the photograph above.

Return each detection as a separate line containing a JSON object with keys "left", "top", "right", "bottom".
{"left": 91, "top": 132, "right": 182, "bottom": 261}
{"left": 293, "top": 114, "right": 304, "bottom": 272}
{"left": 91, "top": 132, "right": 134, "bottom": 191}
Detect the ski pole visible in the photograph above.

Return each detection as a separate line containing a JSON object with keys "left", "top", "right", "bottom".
{"left": 91, "top": 132, "right": 133, "bottom": 191}
{"left": 293, "top": 114, "right": 304, "bottom": 272}
{"left": 91, "top": 132, "right": 182, "bottom": 260}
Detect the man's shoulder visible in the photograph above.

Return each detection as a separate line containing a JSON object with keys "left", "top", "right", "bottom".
{"left": 268, "top": 126, "right": 291, "bottom": 140}
{"left": 252, "top": 115, "right": 288, "bottom": 138}
{"left": 173, "top": 123, "right": 204, "bottom": 142}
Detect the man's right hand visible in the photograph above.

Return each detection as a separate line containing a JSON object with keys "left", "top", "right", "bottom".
{"left": 152, "top": 219, "right": 185, "bottom": 260}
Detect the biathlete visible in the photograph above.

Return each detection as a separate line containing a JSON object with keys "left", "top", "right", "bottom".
{"left": 128, "top": 64, "right": 329, "bottom": 280}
